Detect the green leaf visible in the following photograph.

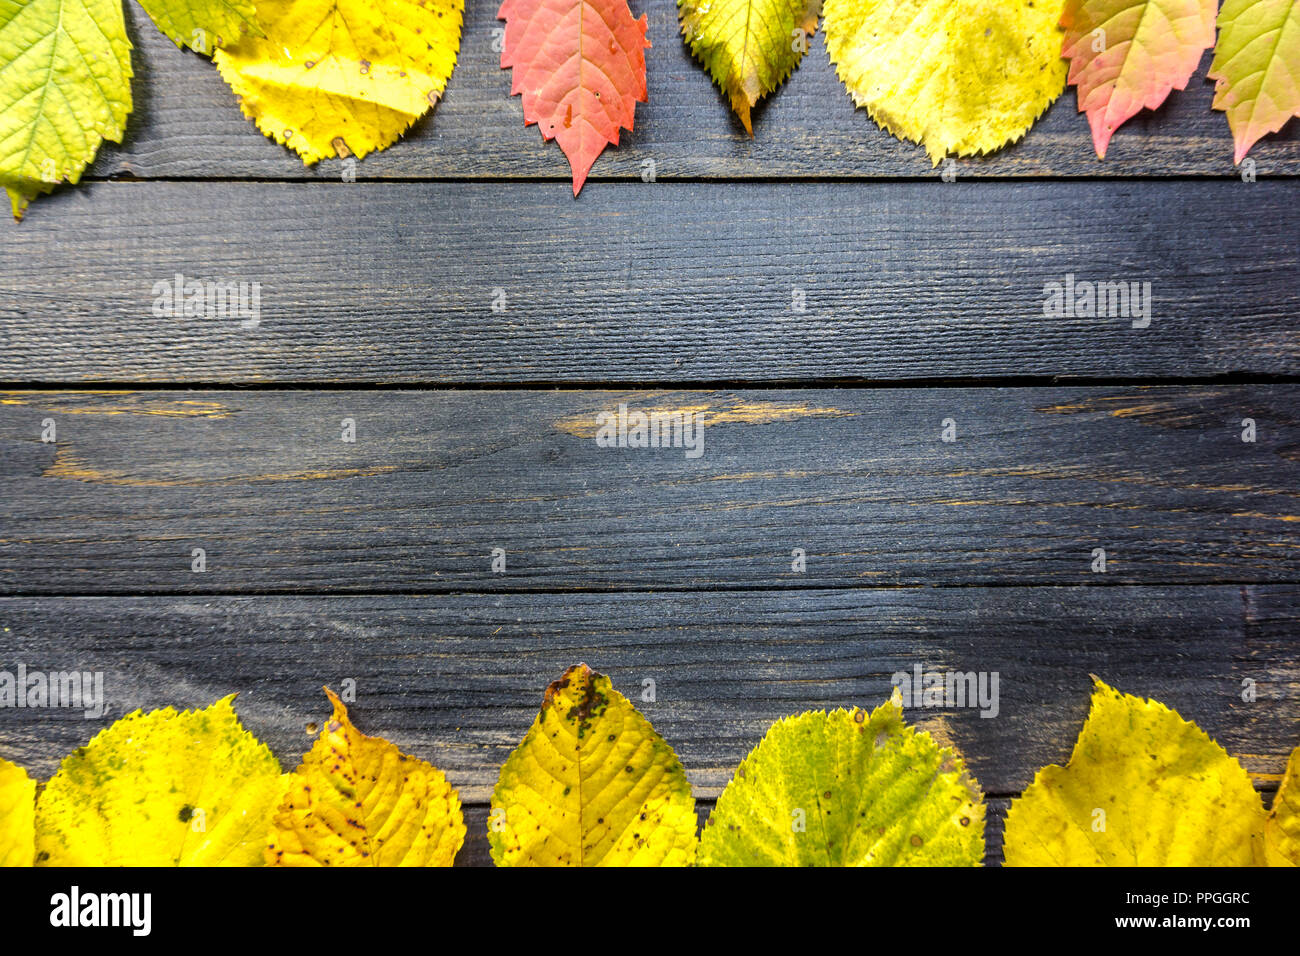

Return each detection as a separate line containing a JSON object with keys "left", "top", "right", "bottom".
{"left": 678, "top": 0, "right": 821, "bottom": 134}
{"left": 699, "top": 694, "right": 985, "bottom": 866}
{"left": 137, "top": 0, "right": 261, "bottom": 54}
{"left": 0, "top": 0, "right": 134, "bottom": 220}
{"left": 1209, "top": 0, "right": 1300, "bottom": 163}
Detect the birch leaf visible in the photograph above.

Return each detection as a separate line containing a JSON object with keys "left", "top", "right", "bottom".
{"left": 137, "top": 0, "right": 260, "bottom": 54}
{"left": 1209, "top": 0, "right": 1300, "bottom": 163}
{"left": 822, "top": 0, "right": 1068, "bottom": 164}
{"left": 0, "top": 758, "right": 35, "bottom": 867}
{"left": 699, "top": 694, "right": 985, "bottom": 866}
{"left": 214, "top": 0, "right": 465, "bottom": 164}
{"left": 35, "top": 696, "right": 284, "bottom": 866}
{"left": 678, "top": 0, "right": 821, "bottom": 134}
{"left": 0, "top": 0, "right": 133, "bottom": 220}
{"left": 266, "top": 688, "right": 465, "bottom": 866}
{"left": 498, "top": 0, "right": 650, "bottom": 195}
{"left": 489, "top": 663, "right": 697, "bottom": 866}
{"left": 1004, "top": 679, "right": 1266, "bottom": 866}
{"left": 1061, "top": 0, "right": 1217, "bottom": 158}
{"left": 1265, "top": 745, "right": 1300, "bottom": 866}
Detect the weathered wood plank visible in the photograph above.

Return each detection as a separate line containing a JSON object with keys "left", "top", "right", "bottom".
{"left": 0, "top": 588, "right": 1294, "bottom": 803}
{"left": 89, "top": 2, "right": 1300, "bottom": 182}
{"left": 2, "top": 181, "right": 1297, "bottom": 383}
{"left": 2, "top": 387, "right": 1296, "bottom": 592}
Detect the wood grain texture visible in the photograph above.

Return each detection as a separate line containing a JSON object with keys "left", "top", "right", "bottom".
{"left": 87, "top": 2, "right": 1300, "bottom": 182}
{"left": 2, "top": 181, "right": 1298, "bottom": 383}
{"left": 0, "top": 386, "right": 1296, "bottom": 592}
{"left": 0, "top": 587, "right": 1293, "bottom": 802}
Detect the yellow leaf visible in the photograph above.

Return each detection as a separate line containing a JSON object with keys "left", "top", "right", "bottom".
{"left": 678, "top": 0, "right": 822, "bottom": 134}
{"left": 822, "top": 0, "right": 1068, "bottom": 164}
{"left": 266, "top": 688, "right": 465, "bottom": 866}
{"left": 1265, "top": 745, "right": 1300, "bottom": 866}
{"left": 0, "top": 758, "right": 35, "bottom": 867}
{"left": 137, "top": 0, "right": 260, "bottom": 54}
{"left": 489, "top": 663, "right": 697, "bottom": 866}
{"left": 214, "top": 0, "right": 465, "bottom": 164}
{"left": 1004, "top": 679, "right": 1266, "bottom": 866}
{"left": 36, "top": 696, "right": 284, "bottom": 866}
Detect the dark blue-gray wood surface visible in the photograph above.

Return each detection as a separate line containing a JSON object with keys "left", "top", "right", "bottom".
{"left": 0, "top": 0, "right": 1297, "bottom": 867}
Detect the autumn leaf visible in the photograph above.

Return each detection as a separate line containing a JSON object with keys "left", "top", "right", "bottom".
{"left": 489, "top": 663, "right": 696, "bottom": 866}
{"left": 1209, "top": 0, "right": 1300, "bottom": 163}
{"left": 1061, "top": 0, "right": 1217, "bottom": 158}
{"left": 137, "top": 0, "right": 261, "bottom": 54}
{"left": 0, "top": 0, "right": 133, "bottom": 220}
{"left": 36, "top": 696, "right": 285, "bottom": 866}
{"left": 0, "top": 757, "right": 35, "bottom": 867}
{"left": 1265, "top": 744, "right": 1300, "bottom": 866}
{"left": 214, "top": 0, "right": 465, "bottom": 164}
{"left": 678, "top": 0, "right": 821, "bottom": 134}
{"left": 498, "top": 0, "right": 650, "bottom": 195}
{"left": 267, "top": 688, "right": 465, "bottom": 866}
{"left": 822, "top": 0, "right": 1068, "bottom": 164}
{"left": 1004, "top": 679, "right": 1265, "bottom": 866}
{"left": 699, "top": 693, "right": 984, "bottom": 866}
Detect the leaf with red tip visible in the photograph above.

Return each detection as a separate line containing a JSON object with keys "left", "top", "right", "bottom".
{"left": 1210, "top": 0, "right": 1300, "bottom": 164}
{"left": 1061, "top": 0, "right": 1217, "bottom": 159}
{"left": 498, "top": 0, "right": 650, "bottom": 195}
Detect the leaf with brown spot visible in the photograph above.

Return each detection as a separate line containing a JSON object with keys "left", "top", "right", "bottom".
{"left": 266, "top": 688, "right": 465, "bottom": 866}
{"left": 489, "top": 663, "right": 697, "bottom": 866}
{"left": 214, "top": 0, "right": 465, "bottom": 164}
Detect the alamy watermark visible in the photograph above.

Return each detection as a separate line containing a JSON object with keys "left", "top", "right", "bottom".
{"left": 151, "top": 272, "right": 261, "bottom": 329}
{"left": 595, "top": 404, "right": 704, "bottom": 459}
{"left": 0, "top": 663, "right": 106, "bottom": 718}
{"left": 892, "top": 664, "right": 999, "bottom": 719}
{"left": 1043, "top": 273, "right": 1152, "bottom": 328}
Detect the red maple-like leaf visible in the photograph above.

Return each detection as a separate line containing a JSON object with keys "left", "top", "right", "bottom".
{"left": 1061, "top": 0, "right": 1217, "bottom": 158}
{"left": 498, "top": 0, "right": 650, "bottom": 195}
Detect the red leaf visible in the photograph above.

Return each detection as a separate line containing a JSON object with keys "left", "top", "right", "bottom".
{"left": 1061, "top": 0, "right": 1217, "bottom": 158}
{"left": 498, "top": 0, "right": 650, "bottom": 195}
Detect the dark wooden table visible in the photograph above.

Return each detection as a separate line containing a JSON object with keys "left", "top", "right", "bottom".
{"left": 2, "top": 2, "right": 1298, "bottom": 866}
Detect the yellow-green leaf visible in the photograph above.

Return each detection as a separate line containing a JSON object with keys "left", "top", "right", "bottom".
{"left": 489, "top": 663, "right": 697, "bottom": 866}
{"left": 0, "top": 757, "right": 35, "bottom": 867}
{"left": 822, "top": 0, "right": 1068, "bottom": 164}
{"left": 214, "top": 0, "right": 464, "bottom": 164}
{"left": 1004, "top": 679, "right": 1265, "bottom": 866}
{"left": 1209, "top": 0, "right": 1300, "bottom": 163}
{"left": 700, "top": 694, "right": 985, "bottom": 866}
{"left": 266, "top": 688, "right": 465, "bottom": 866}
{"left": 36, "top": 696, "right": 284, "bottom": 866}
{"left": 1265, "top": 744, "right": 1300, "bottom": 866}
{"left": 678, "top": 0, "right": 821, "bottom": 134}
{"left": 137, "top": 0, "right": 260, "bottom": 54}
{"left": 0, "top": 0, "right": 133, "bottom": 220}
